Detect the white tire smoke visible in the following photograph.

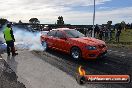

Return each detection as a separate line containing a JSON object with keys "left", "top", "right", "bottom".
{"left": 13, "top": 27, "right": 44, "bottom": 51}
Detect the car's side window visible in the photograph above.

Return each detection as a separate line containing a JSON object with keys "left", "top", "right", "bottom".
{"left": 56, "top": 31, "right": 65, "bottom": 38}
{"left": 47, "top": 30, "right": 56, "bottom": 37}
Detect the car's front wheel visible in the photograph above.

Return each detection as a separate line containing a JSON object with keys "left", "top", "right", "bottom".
{"left": 41, "top": 41, "right": 48, "bottom": 51}
{"left": 71, "top": 47, "right": 82, "bottom": 61}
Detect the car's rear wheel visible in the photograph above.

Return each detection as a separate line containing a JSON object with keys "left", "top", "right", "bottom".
{"left": 71, "top": 47, "right": 81, "bottom": 61}
{"left": 41, "top": 41, "right": 48, "bottom": 51}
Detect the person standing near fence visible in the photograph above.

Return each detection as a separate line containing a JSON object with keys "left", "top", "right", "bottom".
{"left": 107, "top": 21, "right": 112, "bottom": 41}
{"left": 115, "top": 24, "right": 122, "bottom": 42}
{"left": 99, "top": 26, "right": 104, "bottom": 40}
{"left": 94, "top": 24, "right": 100, "bottom": 38}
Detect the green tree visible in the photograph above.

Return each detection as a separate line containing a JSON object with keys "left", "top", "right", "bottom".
{"left": 107, "top": 21, "right": 112, "bottom": 29}
{"left": 29, "top": 18, "right": 40, "bottom": 24}
{"left": 18, "top": 20, "right": 22, "bottom": 23}
{"left": 0, "top": 18, "right": 7, "bottom": 25}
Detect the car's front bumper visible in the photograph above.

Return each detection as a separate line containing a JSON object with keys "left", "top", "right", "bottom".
{"left": 82, "top": 47, "right": 107, "bottom": 60}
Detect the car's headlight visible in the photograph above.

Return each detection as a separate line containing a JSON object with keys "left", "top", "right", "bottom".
{"left": 85, "top": 46, "right": 96, "bottom": 50}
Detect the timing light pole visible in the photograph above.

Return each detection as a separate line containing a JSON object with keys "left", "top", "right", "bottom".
{"left": 92, "top": 0, "right": 95, "bottom": 37}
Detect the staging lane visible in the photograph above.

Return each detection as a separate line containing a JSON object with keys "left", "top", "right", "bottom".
{"left": 32, "top": 49, "right": 132, "bottom": 88}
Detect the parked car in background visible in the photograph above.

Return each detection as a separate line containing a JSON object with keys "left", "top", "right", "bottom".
{"left": 41, "top": 31, "right": 49, "bottom": 35}
{"left": 40, "top": 28, "right": 107, "bottom": 60}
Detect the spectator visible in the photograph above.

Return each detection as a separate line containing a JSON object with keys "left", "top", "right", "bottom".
{"left": 99, "top": 26, "right": 104, "bottom": 40}
{"left": 88, "top": 26, "right": 93, "bottom": 37}
{"left": 107, "top": 27, "right": 112, "bottom": 41}
{"left": 115, "top": 24, "right": 122, "bottom": 42}
{"left": 107, "top": 21, "right": 112, "bottom": 41}
{"left": 94, "top": 24, "right": 100, "bottom": 38}
{"left": 103, "top": 26, "right": 108, "bottom": 41}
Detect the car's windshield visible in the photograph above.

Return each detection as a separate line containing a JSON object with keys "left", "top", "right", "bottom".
{"left": 64, "top": 30, "right": 85, "bottom": 38}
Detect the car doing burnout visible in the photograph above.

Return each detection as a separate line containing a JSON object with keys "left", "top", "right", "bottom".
{"left": 40, "top": 28, "right": 107, "bottom": 60}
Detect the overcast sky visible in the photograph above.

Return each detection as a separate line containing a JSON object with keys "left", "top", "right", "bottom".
{"left": 0, "top": 0, "right": 132, "bottom": 24}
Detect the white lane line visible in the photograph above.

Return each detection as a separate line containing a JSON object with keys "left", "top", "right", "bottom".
{"left": 121, "top": 54, "right": 126, "bottom": 57}
{"left": 108, "top": 50, "right": 112, "bottom": 52}
{"left": 0, "top": 58, "right": 3, "bottom": 59}
{"left": 108, "top": 50, "right": 126, "bottom": 54}
{"left": 112, "top": 51, "right": 118, "bottom": 53}
{"left": 121, "top": 52, "right": 125, "bottom": 54}
{"left": 108, "top": 50, "right": 118, "bottom": 53}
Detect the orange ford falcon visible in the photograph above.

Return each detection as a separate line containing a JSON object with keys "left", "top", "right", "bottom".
{"left": 41, "top": 28, "right": 107, "bottom": 60}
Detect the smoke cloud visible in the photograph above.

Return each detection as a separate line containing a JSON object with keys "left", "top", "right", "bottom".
{"left": 0, "top": 32, "right": 4, "bottom": 42}
{"left": 13, "top": 27, "right": 44, "bottom": 51}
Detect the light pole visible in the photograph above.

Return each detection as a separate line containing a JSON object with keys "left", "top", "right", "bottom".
{"left": 92, "top": 0, "right": 95, "bottom": 37}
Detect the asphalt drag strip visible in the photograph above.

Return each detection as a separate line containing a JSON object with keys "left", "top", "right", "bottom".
{"left": 33, "top": 49, "right": 132, "bottom": 88}
{"left": 1, "top": 50, "right": 87, "bottom": 88}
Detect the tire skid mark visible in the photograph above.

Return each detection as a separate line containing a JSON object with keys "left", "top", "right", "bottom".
{"left": 32, "top": 50, "right": 132, "bottom": 88}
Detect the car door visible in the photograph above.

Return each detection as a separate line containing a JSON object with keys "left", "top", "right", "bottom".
{"left": 46, "top": 30, "right": 57, "bottom": 48}
{"left": 55, "top": 30, "right": 70, "bottom": 52}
